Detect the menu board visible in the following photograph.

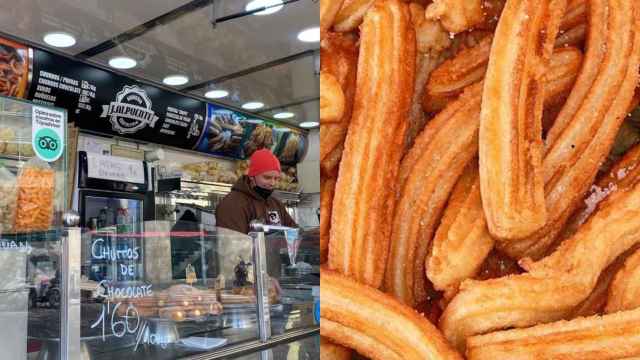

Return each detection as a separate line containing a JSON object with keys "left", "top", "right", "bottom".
{"left": 0, "top": 37, "right": 308, "bottom": 163}
{"left": 27, "top": 50, "right": 206, "bottom": 150}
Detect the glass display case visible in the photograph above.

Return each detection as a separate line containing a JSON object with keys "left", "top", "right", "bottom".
{"left": 78, "top": 223, "right": 261, "bottom": 359}
{"left": 0, "top": 95, "right": 68, "bottom": 359}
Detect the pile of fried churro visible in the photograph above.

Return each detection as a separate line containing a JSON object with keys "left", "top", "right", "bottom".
{"left": 320, "top": 0, "right": 640, "bottom": 358}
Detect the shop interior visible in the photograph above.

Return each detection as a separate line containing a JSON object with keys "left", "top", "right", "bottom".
{"left": 0, "top": 0, "right": 319, "bottom": 359}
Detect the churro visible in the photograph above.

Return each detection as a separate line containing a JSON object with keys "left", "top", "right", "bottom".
{"left": 387, "top": 47, "right": 581, "bottom": 306}
{"left": 605, "top": 247, "right": 640, "bottom": 313}
{"left": 441, "top": 174, "right": 640, "bottom": 351}
{"left": 479, "top": 0, "right": 568, "bottom": 240}
{"left": 320, "top": 0, "right": 345, "bottom": 34}
{"left": 321, "top": 268, "right": 462, "bottom": 360}
{"left": 467, "top": 307, "right": 640, "bottom": 360}
{"left": 320, "top": 336, "right": 352, "bottom": 360}
{"left": 329, "top": 0, "right": 415, "bottom": 288}
{"left": 320, "top": 32, "right": 358, "bottom": 178}
{"left": 498, "top": 0, "right": 640, "bottom": 259}
{"left": 320, "top": 177, "right": 336, "bottom": 264}
{"left": 332, "top": 0, "right": 375, "bottom": 32}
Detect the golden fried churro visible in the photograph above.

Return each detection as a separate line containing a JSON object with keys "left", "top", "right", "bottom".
{"left": 498, "top": 0, "right": 640, "bottom": 259}
{"left": 423, "top": 35, "right": 492, "bottom": 113}
{"left": 320, "top": 32, "right": 358, "bottom": 178}
{"left": 467, "top": 307, "right": 640, "bottom": 360}
{"left": 423, "top": 1, "right": 585, "bottom": 114}
{"left": 426, "top": 160, "right": 494, "bottom": 301}
{"left": 441, "top": 174, "right": 640, "bottom": 351}
{"left": 321, "top": 0, "right": 345, "bottom": 34}
{"left": 406, "top": 53, "right": 446, "bottom": 150}
{"left": 333, "top": 0, "right": 376, "bottom": 32}
{"left": 568, "top": 244, "right": 640, "bottom": 317}
{"left": 605, "top": 247, "right": 640, "bottom": 313}
{"left": 320, "top": 177, "right": 337, "bottom": 264}
{"left": 329, "top": 0, "right": 415, "bottom": 288}
{"left": 479, "top": 0, "right": 568, "bottom": 241}
{"left": 424, "top": 29, "right": 585, "bottom": 113}
{"left": 321, "top": 268, "right": 463, "bottom": 360}
{"left": 322, "top": 319, "right": 403, "bottom": 360}
{"left": 320, "top": 72, "right": 344, "bottom": 123}
{"left": 321, "top": 143, "right": 344, "bottom": 179}
{"left": 405, "top": 5, "right": 452, "bottom": 149}
{"left": 320, "top": 336, "right": 352, "bottom": 360}
{"left": 387, "top": 82, "right": 481, "bottom": 306}
{"left": 424, "top": 0, "right": 485, "bottom": 34}
{"left": 423, "top": 48, "right": 581, "bottom": 303}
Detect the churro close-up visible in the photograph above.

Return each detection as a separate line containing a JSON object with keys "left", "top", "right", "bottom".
{"left": 320, "top": 0, "right": 640, "bottom": 358}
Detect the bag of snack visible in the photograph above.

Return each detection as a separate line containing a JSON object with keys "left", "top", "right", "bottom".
{"left": 0, "top": 164, "right": 18, "bottom": 233}
{"left": 15, "top": 158, "right": 56, "bottom": 232}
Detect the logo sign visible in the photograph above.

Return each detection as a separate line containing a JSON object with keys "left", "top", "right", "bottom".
{"left": 101, "top": 85, "right": 159, "bottom": 134}
{"left": 32, "top": 106, "right": 64, "bottom": 162}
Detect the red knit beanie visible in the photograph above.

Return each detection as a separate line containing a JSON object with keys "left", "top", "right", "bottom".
{"left": 248, "top": 149, "right": 281, "bottom": 176}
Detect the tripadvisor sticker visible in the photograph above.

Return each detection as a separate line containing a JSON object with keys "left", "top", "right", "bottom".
{"left": 32, "top": 106, "right": 64, "bottom": 162}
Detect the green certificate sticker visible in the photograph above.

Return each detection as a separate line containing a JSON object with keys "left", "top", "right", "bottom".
{"left": 32, "top": 106, "right": 64, "bottom": 162}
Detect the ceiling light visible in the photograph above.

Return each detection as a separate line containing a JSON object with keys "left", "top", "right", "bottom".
{"left": 163, "top": 75, "right": 189, "bottom": 86}
{"left": 297, "top": 27, "right": 320, "bottom": 43}
{"left": 43, "top": 32, "right": 76, "bottom": 48}
{"left": 246, "top": 0, "right": 284, "bottom": 15}
{"left": 242, "top": 102, "right": 264, "bottom": 110}
{"left": 300, "top": 121, "right": 319, "bottom": 128}
{"left": 275, "top": 127, "right": 292, "bottom": 132}
{"left": 204, "top": 89, "right": 229, "bottom": 99}
{"left": 108, "top": 56, "right": 137, "bottom": 69}
{"left": 273, "top": 112, "right": 294, "bottom": 119}
{"left": 245, "top": 119, "right": 264, "bottom": 124}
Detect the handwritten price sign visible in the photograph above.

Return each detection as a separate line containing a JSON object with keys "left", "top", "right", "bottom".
{"left": 90, "top": 300, "right": 140, "bottom": 339}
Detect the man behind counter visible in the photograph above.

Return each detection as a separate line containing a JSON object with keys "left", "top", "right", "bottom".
{"left": 216, "top": 148, "right": 297, "bottom": 233}
{"left": 216, "top": 149, "right": 297, "bottom": 296}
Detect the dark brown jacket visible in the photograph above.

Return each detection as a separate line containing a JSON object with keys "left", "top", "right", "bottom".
{"left": 216, "top": 176, "right": 296, "bottom": 234}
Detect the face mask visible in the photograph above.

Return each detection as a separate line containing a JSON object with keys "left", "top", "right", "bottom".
{"left": 254, "top": 185, "right": 273, "bottom": 199}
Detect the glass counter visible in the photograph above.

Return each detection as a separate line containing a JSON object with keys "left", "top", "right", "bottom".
{"left": 260, "top": 226, "right": 320, "bottom": 337}
{"left": 77, "top": 222, "right": 263, "bottom": 359}
{"left": 229, "top": 335, "right": 320, "bottom": 360}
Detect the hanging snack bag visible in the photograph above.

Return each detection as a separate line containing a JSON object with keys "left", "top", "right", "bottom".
{"left": 15, "top": 158, "right": 55, "bottom": 232}
{"left": 0, "top": 164, "right": 18, "bottom": 233}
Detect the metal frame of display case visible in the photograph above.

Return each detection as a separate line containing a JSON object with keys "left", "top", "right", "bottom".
{"left": 57, "top": 222, "right": 318, "bottom": 360}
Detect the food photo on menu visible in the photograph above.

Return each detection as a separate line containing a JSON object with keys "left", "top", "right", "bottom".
{"left": 319, "top": 0, "right": 640, "bottom": 358}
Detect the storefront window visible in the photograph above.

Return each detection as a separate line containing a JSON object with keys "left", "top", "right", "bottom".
{"left": 79, "top": 222, "right": 258, "bottom": 358}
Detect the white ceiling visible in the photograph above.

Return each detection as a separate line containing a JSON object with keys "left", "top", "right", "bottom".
{"left": 0, "top": 0, "right": 319, "bottom": 127}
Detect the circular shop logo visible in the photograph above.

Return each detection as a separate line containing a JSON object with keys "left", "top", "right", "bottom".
{"left": 101, "top": 85, "right": 159, "bottom": 135}
{"left": 33, "top": 128, "right": 62, "bottom": 162}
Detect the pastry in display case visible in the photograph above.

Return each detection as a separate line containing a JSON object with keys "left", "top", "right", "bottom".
{"left": 116, "top": 284, "right": 223, "bottom": 322}
{"left": 182, "top": 160, "right": 238, "bottom": 184}
{"left": 15, "top": 159, "right": 56, "bottom": 232}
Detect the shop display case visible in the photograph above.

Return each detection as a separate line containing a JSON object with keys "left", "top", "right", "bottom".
{"left": 72, "top": 221, "right": 318, "bottom": 359}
